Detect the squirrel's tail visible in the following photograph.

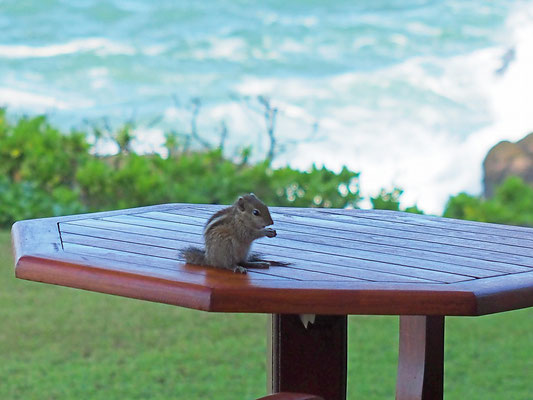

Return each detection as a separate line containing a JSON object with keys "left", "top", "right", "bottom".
{"left": 181, "top": 246, "right": 207, "bottom": 266}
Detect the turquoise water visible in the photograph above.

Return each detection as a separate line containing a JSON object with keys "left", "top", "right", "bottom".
{"left": 1, "top": 0, "right": 533, "bottom": 212}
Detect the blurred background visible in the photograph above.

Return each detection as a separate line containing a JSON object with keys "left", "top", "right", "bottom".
{"left": 2, "top": 0, "right": 533, "bottom": 215}
{"left": 1, "top": 1, "right": 533, "bottom": 399}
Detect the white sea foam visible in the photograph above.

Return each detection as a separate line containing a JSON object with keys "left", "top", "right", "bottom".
{"left": 459, "top": 1, "right": 533, "bottom": 183}
{"left": 131, "top": 127, "right": 166, "bottom": 155}
{"left": 293, "top": 48, "right": 531, "bottom": 214}
{"left": 88, "top": 67, "right": 110, "bottom": 90}
{"left": 406, "top": 22, "right": 442, "bottom": 36}
{"left": 192, "top": 37, "right": 248, "bottom": 62}
{"left": 278, "top": 39, "right": 308, "bottom": 53}
{"left": 229, "top": 1, "right": 533, "bottom": 214}
{"left": 262, "top": 13, "right": 318, "bottom": 28}
{"left": 236, "top": 76, "right": 331, "bottom": 100}
{"left": 352, "top": 37, "right": 377, "bottom": 50}
{"left": 0, "top": 38, "right": 136, "bottom": 59}
{"left": 0, "top": 87, "right": 72, "bottom": 111}
{"left": 142, "top": 44, "right": 167, "bottom": 56}
{"left": 191, "top": 35, "right": 288, "bottom": 62}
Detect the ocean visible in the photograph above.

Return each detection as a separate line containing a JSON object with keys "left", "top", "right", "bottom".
{"left": 1, "top": 0, "right": 533, "bottom": 214}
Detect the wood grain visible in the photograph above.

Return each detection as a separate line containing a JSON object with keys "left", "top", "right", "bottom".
{"left": 72, "top": 213, "right": 500, "bottom": 282}
{"left": 165, "top": 208, "right": 533, "bottom": 268}
{"left": 59, "top": 221, "right": 460, "bottom": 283}
{"left": 269, "top": 314, "right": 347, "bottom": 400}
{"left": 256, "top": 393, "right": 324, "bottom": 400}
{"left": 396, "top": 316, "right": 445, "bottom": 400}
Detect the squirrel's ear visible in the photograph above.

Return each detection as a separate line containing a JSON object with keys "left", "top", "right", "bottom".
{"left": 237, "top": 196, "right": 246, "bottom": 211}
{"left": 249, "top": 192, "right": 256, "bottom": 198}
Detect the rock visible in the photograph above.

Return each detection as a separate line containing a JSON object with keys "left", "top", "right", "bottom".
{"left": 517, "top": 131, "right": 533, "bottom": 155}
{"left": 483, "top": 132, "right": 533, "bottom": 197}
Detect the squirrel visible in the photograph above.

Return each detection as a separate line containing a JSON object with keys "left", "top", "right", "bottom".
{"left": 181, "top": 193, "right": 277, "bottom": 273}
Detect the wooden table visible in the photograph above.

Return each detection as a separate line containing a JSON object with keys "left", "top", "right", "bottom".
{"left": 12, "top": 204, "right": 533, "bottom": 400}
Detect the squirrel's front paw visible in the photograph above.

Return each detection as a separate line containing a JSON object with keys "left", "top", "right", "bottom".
{"left": 233, "top": 266, "right": 247, "bottom": 274}
{"left": 265, "top": 228, "right": 277, "bottom": 238}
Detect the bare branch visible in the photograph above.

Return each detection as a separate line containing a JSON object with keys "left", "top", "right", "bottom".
{"left": 147, "top": 115, "right": 163, "bottom": 128}
{"left": 258, "top": 95, "right": 278, "bottom": 162}
{"left": 189, "top": 97, "right": 211, "bottom": 149}
{"left": 219, "top": 120, "right": 228, "bottom": 150}
{"left": 168, "top": 94, "right": 321, "bottom": 159}
{"left": 172, "top": 94, "right": 181, "bottom": 109}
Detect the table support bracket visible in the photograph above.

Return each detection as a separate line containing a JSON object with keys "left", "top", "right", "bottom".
{"left": 268, "top": 314, "right": 347, "bottom": 400}
{"left": 396, "top": 315, "right": 445, "bottom": 400}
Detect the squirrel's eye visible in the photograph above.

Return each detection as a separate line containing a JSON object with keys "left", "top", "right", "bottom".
{"left": 252, "top": 209, "right": 260, "bottom": 216}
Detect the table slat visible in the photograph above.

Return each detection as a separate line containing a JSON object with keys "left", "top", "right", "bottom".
{"left": 60, "top": 229, "right": 442, "bottom": 283}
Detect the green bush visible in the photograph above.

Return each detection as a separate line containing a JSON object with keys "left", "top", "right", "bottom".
{"left": 3, "top": 109, "right": 529, "bottom": 228}
{"left": 0, "top": 110, "right": 361, "bottom": 226}
{"left": 0, "top": 111, "right": 89, "bottom": 190}
{"left": 370, "top": 187, "right": 423, "bottom": 214}
{"left": 0, "top": 176, "right": 85, "bottom": 225}
{"left": 443, "top": 176, "right": 533, "bottom": 227}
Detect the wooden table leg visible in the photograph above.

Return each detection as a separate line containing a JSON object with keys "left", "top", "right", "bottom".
{"left": 268, "top": 314, "right": 347, "bottom": 400}
{"left": 396, "top": 316, "right": 445, "bottom": 400}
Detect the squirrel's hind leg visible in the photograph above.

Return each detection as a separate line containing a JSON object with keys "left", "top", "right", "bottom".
{"left": 205, "top": 241, "right": 247, "bottom": 273}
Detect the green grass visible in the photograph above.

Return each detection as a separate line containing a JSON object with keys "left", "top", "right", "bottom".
{"left": 1, "top": 229, "right": 532, "bottom": 399}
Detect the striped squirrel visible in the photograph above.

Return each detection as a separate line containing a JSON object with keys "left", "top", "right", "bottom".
{"left": 182, "top": 193, "right": 277, "bottom": 273}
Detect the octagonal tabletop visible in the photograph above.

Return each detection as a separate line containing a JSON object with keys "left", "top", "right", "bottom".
{"left": 11, "top": 203, "right": 533, "bottom": 316}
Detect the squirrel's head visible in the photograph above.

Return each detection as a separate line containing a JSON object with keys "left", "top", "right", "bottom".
{"left": 236, "top": 193, "right": 274, "bottom": 228}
